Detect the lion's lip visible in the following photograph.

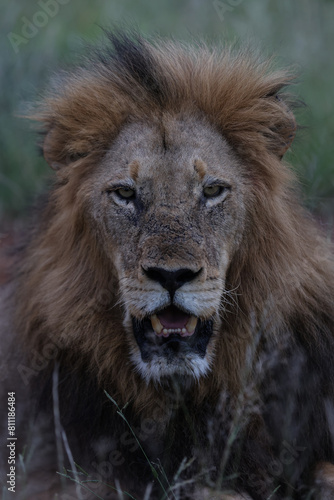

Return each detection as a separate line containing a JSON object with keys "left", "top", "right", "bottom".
{"left": 150, "top": 305, "right": 198, "bottom": 337}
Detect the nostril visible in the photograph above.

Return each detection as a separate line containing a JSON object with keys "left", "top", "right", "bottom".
{"left": 142, "top": 266, "right": 202, "bottom": 295}
{"left": 176, "top": 268, "right": 201, "bottom": 285}
{"left": 143, "top": 267, "right": 167, "bottom": 286}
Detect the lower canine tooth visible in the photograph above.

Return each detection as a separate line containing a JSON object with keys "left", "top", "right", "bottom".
{"left": 186, "top": 315, "right": 198, "bottom": 334}
{"left": 151, "top": 314, "right": 163, "bottom": 334}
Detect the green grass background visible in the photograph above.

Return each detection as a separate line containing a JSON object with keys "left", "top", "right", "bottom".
{"left": 0, "top": 0, "right": 333, "bottom": 222}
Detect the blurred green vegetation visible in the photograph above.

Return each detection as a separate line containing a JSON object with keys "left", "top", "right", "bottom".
{"left": 0, "top": 0, "right": 333, "bottom": 222}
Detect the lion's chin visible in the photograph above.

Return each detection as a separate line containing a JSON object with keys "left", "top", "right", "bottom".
{"left": 131, "top": 312, "right": 214, "bottom": 383}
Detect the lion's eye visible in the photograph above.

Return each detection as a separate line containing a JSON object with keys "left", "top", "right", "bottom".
{"left": 115, "top": 187, "right": 136, "bottom": 200}
{"left": 203, "top": 185, "right": 223, "bottom": 198}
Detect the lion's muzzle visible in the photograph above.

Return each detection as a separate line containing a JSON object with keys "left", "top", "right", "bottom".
{"left": 130, "top": 265, "right": 215, "bottom": 382}
{"left": 142, "top": 266, "right": 203, "bottom": 337}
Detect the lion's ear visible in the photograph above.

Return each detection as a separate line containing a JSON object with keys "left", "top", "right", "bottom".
{"left": 42, "top": 126, "right": 88, "bottom": 170}
{"left": 266, "top": 94, "right": 297, "bottom": 159}
{"left": 42, "top": 127, "right": 66, "bottom": 170}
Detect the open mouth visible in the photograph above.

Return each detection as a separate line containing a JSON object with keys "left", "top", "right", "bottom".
{"left": 132, "top": 305, "right": 214, "bottom": 363}
{"left": 150, "top": 305, "right": 198, "bottom": 337}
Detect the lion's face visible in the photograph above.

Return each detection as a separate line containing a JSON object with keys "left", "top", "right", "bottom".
{"left": 90, "top": 114, "right": 247, "bottom": 383}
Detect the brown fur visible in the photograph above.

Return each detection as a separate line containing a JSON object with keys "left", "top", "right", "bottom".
{"left": 1, "top": 32, "right": 334, "bottom": 499}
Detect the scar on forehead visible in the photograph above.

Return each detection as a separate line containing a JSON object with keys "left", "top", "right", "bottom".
{"left": 129, "top": 160, "right": 140, "bottom": 181}
{"left": 194, "top": 159, "right": 207, "bottom": 180}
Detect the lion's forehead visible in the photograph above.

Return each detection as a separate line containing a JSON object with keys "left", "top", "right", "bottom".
{"left": 101, "top": 115, "right": 238, "bottom": 188}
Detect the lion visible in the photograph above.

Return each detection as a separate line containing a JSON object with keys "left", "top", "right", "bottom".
{"left": 1, "top": 32, "right": 334, "bottom": 500}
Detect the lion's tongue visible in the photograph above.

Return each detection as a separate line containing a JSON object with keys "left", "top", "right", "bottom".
{"left": 150, "top": 306, "right": 198, "bottom": 337}
{"left": 158, "top": 306, "right": 189, "bottom": 329}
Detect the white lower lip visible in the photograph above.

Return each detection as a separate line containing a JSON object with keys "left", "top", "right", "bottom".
{"left": 150, "top": 314, "right": 198, "bottom": 337}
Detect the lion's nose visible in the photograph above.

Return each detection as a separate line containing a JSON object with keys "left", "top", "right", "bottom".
{"left": 142, "top": 267, "right": 202, "bottom": 297}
